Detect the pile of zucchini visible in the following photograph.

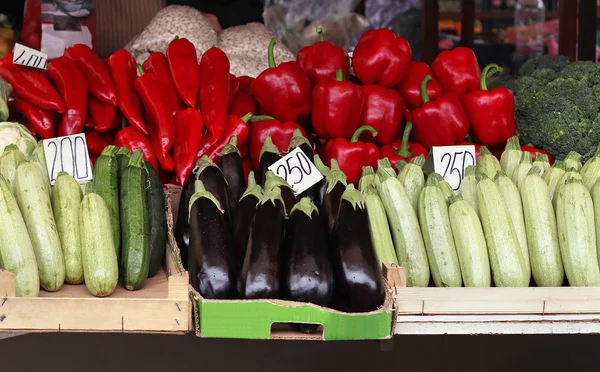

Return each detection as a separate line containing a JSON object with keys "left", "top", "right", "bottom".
{"left": 365, "top": 136, "right": 600, "bottom": 288}
{"left": 0, "top": 143, "right": 166, "bottom": 297}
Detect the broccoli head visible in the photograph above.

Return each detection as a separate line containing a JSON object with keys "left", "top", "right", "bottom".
{"left": 518, "top": 55, "right": 570, "bottom": 77}
{"left": 559, "top": 61, "right": 600, "bottom": 97}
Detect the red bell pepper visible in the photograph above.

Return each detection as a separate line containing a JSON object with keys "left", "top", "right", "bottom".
{"left": 0, "top": 64, "right": 65, "bottom": 113}
{"left": 142, "top": 52, "right": 181, "bottom": 116}
{"left": 86, "top": 129, "right": 116, "bottom": 156}
{"left": 322, "top": 126, "right": 380, "bottom": 185}
{"left": 379, "top": 122, "right": 428, "bottom": 165}
{"left": 410, "top": 75, "right": 470, "bottom": 149}
{"left": 521, "top": 145, "right": 554, "bottom": 165}
{"left": 431, "top": 47, "right": 481, "bottom": 96}
{"left": 461, "top": 64, "right": 516, "bottom": 149}
{"left": 64, "top": 44, "right": 117, "bottom": 107}
{"left": 396, "top": 62, "right": 442, "bottom": 109}
{"left": 108, "top": 50, "right": 147, "bottom": 135}
{"left": 173, "top": 108, "right": 204, "bottom": 185}
{"left": 312, "top": 69, "right": 364, "bottom": 139}
{"left": 248, "top": 115, "right": 307, "bottom": 170}
{"left": 456, "top": 140, "right": 482, "bottom": 158}
{"left": 166, "top": 37, "right": 200, "bottom": 107}
{"left": 47, "top": 56, "right": 87, "bottom": 136}
{"left": 115, "top": 126, "right": 159, "bottom": 172}
{"left": 359, "top": 84, "right": 405, "bottom": 146}
{"left": 88, "top": 97, "right": 121, "bottom": 133}
{"left": 352, "top": 28, "right": 412, "bottom": 88}
{"left": 228, "top": 73, "right": 239, "bottom": 108}
{"left": 135, "top": 66, "right": 175, "bottom": 172}
{"left": 11, "top": 98, "right": 54, "bottom": 139}
{"left": 199, "top": 47, "right": 230, "bottom": 141}
{"left": 296, "top": 27, "right": 350, "bottom": 86}
{"left": 230, "top": 92, "right": 258, "bottom": 118}
{"left": 204, "top": 113, "right": 252, "bottom": 162}
{"left": 237, "top": 76, "right": 254, "bottom": 93}
{"left": 252, "top": 38, "right": 311, "bottom": 122}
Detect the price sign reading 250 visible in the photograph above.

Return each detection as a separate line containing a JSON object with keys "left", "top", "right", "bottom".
{"left": 268, "top": 147, "right": 324, "bottom": 195}
{"left": 432, "top": 145, "right": 477, "bottom": 192}
{"left": 43, "top": 134, "right": 94, "bottom": 185}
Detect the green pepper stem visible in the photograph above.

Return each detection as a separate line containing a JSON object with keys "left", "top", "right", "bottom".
{"left": 250, "top": 115, "right": 276, "bottom": 123}
{"left": 241, "top": 112, "right": 253, "bottom": 122}
{"left": 350, "top": 126, "right": 377, "bottom": 143}
{"left": 336, "top": 69, "right": 345, "bottom": 82}
{"left": 420, "top": 75, "right": 433, "bottom": 103}
{"left": 137, "top": 64, "right": 144, "bottom": 76}
{"left": 316, "top": 28, "right": 324, "bottom": 42}
{"left": 394, "top": 122, "right": 414, "bottom": 158}
{"left": 480, "top": 63, "right": 503, "bottom": 91}
{"left": 268, "top": 38, "right": 277, "bottom": 68}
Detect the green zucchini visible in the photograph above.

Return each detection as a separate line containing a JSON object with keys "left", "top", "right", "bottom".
{"left": 543, "top": 160, "right": 566, "bottom": 201}
{"left": 116, "top": 147, "right": 131, "bottom": 177}
{"left": 428, "top": 173, "right": 455, "bottom": 203}
{"left": 476, "top": 173, "right": 529, "bottom": 287}
{"left": 477, "top": 146, "right": 502, "bottom": 180}
{"left": 359, "top": 166, "right": 376, "bottom": 193}
{"left": 521, "top": 167, "right": 564, "bottom": 287}
{"left": 374, "top": 158, "right": 395, "bottom": 189}
{"left": 397, "top": 155, "right": 425, "bottom": 211}
{"left": 0, "top": 175, "right": 39, "bottom": 297}
{"left": 500, "top": 136, "right": 522, "bottom": 180}
{"left": 14, "top": 161, "right": 65, "bottom": 291}
{"left": 511, "top": 151, "right": 533, "bottom": 190}
{"left": 564, "top": 151, "right": 582, "bottom": 172}
{"left": 581, "top": 144, "right": 600, "bottom": 190}
{"left": 80, "top": 192, "right": 119, "bottom": 296}
{"left": 27, "top": 140, "right": 51, "bottom": 198}
{"left": 556, "top": 177, "right": 600, "bottom": 286}
{"left": 532, "top": 153, "right": 550, "bottom": 175}
{"left": 590, "top": 180, "right": 600, "bottom": 265}
{"left": 0, "top": 144, "right": 25, "bottom": 193}
{"left": 144, "top": 160, "right": 167, "bottom": 277}
{"left": 52, "top": 172, "right": 84, "bottom": 284}
{"left": 377, "top": 167, "right": 430, "bottom": 287}
{"left": 460, "top": 165, "right": 478, "bottom": 215}
{"left": 494, "top": 170, "right": 530, "bottom": 275}
{"left": 554, "top": 168, "right": 582, "bottom": 211}
{"left": 93, "top": 145, "right": 120, "bottom": 257}
{"left": 120, "top": 150, "right": 150, "bottom": 290}
{"left": 448, "top": 195, "right": 491, "bottom": 287}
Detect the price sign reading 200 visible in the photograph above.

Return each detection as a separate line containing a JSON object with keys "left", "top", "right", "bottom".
{"left": 43, "top": 134, "right": 94, "bottom": 185}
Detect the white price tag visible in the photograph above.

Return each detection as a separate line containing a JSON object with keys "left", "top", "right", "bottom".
{"left": 427, "top": 145, "right": 476, "bottom": 192}
{"left": 43, "top": 134, "right": 93, "bottom": 186}
{"left": 268, "top": 147, "right": 324, "bottom": 195}
{"left": 12, "top": 43, "right": 49, "bottom": 70}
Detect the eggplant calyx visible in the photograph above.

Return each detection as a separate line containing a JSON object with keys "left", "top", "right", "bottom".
{"left": 287, "top": 129, "right": 311, "bottom": 152}
{"left": 240, "top": 171, "right": 263, "bottom": 202}
{"left": 340, "top": 184, "right": 365, "bottom": 210}
{"left": 289, "top": 197, "right": 318, "bottom": 218}
{"left": 264, "top": 170, "right": 292, "bottom": 192}
{"left": 260, "top": 186, "right": 285, "bottom": 209}
{"left": 219, "top": 135, "right": 240, "bottom": 157}
{"left": 313, "top": 154, "right": 331, "bottom": 177}
{"left": 188, "top": 180, "right": 224, "bottom": 223}
{"left": 325, "top": 159, "right": 348, "bottom": 194}
{"left": 259, "top": 136, "right": 281, "bottom": 161}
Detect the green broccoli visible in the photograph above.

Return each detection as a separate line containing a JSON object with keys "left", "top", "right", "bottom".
{"left": 559, "top": 61, "right": 600, "bottom": 97}
{"left": 518, "top": 55, "right": 570, "bottom": 77}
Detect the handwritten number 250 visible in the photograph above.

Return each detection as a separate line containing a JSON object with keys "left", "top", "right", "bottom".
{"left": 441, "top": 151, "right": 475, "bottom": 191}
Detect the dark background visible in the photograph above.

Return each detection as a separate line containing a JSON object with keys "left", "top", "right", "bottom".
{"left": 0, "top": 333, "right": 598, "bottom": 371}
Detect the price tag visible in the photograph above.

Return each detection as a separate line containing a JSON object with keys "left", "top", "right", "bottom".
{"left": 268, "top": 147, "right": 324, "bottom": 195}
{"left": 424, "top": 145, "right": 476, "bottom": 192}
{"left": 12, "top": 43, "right": 48, "bottom": 70}
{"left": 43, "top": 134, "right": 93, "bottom": 185}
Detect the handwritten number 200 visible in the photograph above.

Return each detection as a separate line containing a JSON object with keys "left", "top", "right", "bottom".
{"left": 46, "top": 136, "right": 89, "bottom": 182}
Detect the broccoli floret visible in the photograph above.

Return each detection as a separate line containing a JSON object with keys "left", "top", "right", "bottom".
{"left": 530, "top": 68, "right": 558, "bottom": 86}
{"left": 545, "top": 78, "right": 600, "bottom": 120}
{"left": 518, "top": 55, "right": 570, "bottom": 77}
{"left": 560, "top": 61, "right": 600, "bottom": 97}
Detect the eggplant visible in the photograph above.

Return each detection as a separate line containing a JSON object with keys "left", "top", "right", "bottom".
{"left": 288, "top": 129, "right": 321, "bottom": 206}
{"left": 238, "top": 186, "right": 285, "bottom": 299}
{"left": 264, "top": 170, "right": 296, "bottom": 215}
{"left": 311, "top": 154, "right": 330, "bottom": 209}
{"left": 188, "top": 180, "right": 236, "bottom": 299}
{"left": 174, "top": 155, "right": 230, "bottom": 268}
{"left": 232, "top": 171, "right": 262, "bottom": 281}
{"left": 321, "top": 159, "right": 348, "bottom": 234}
{"left": 218, "top": 135, "right": 245, "bottom": 213}
{"left": 330, "top": 184, "right": 384, "bottom": 313}
{"left": 257, "top": 136, "right": 282, "bottom": 186}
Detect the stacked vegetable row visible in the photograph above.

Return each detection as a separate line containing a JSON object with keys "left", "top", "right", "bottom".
{"left": 367, "top": 137, "right": 600, "bottom": 288}
{"left": 175, "top": 131, "right": 385, "bottom": 315}
{"left": 0, "top": 140, "right": 166, "bottom": 297}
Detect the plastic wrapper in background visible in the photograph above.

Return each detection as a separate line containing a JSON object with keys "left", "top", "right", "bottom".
{"left": 0, "top": 77, "right": 11, "bottom": 122}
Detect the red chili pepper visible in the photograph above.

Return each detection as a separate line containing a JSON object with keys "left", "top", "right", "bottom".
{"left": 64, "top": 44, "right": 118, "bottom": 107}
{"left": 11, "top": 98, "right": 54, "bottom": 139}
{"left": 396, "top": 62, "right": 442, "bottom": 109}
{"left": 115, "top": 127, "right": 159, "bottom": 172}
{"left": 379, "top": 122, "right": 428, "bottom": 166}
{"left": 456, "top": 140, "right": 482, "bottom": 158}
{"left": 296, "top": 27, "right": 350, "bottom": 86}
{"left": 142, "top": 52, "right": 181, "bottom": 116}
{"left": 410, "top": 75, "right": 470, "bottom": 149}
{"left": 431, "top": 47, "right": 481, "bottom": 96}
{"left": 461, "top": 64, "right": 516, "bottom": 149}
{"left": 242, "top": 155, "right": 253, "bottom": 183}
{"left": 108, "top": 50, "right": 147, "bottom": 135}
{"left": 173, "top": 108, "right": 204, "bottom": 185}
{"left": 88, "top": 97, "right": 121, "bottom": 132}
{"left": 520, "top": 145, "right": 554, "bottom": 165}
{"left": 312, "top": 69, "right": 364, "bottom": 139}
{"left": 0, "top": 64, "right": 65, "bottom": 113}
{"left": 229, "top": 92, "right": 258, "bottom": 118}
{"left": 47, "top": 56, "right": 87, "bottom": 136}
{"left": 86, "top": 129, "right": 116, "bottom": 156}
{"left": 252, "top": 38, "right": 311, "bottom": 122}
{"left": 205, "top": 113, "right": 252, "bottom": 162}
{"left": 228, "top": 74, "right": 239, "bottom": 108}
{"left": 352, "top": 28, "right": 412, "bottom": 88}
{"left": 248, "top": 115, "right": 307, "bottom": 170}
{"left": 322, "top": 126, "right": 380, "bottom": 185}
{"left": 199, "top": 47, "right": 230, "bottom": 141}
{"left": 135, "top": 66, "right": 175, "bottom": 172}
{"left": 0, "top": 52, "right": 13, "bottom": 68}
{"left": 237, "top": 76, "right": 254, "bottom": 93}
{"left": 23, "top": 120, "right": 37, "bottom": 137}
{"left": 166, "top": 37, "right": 200, "bottom": 107}
{"left": 359, "top": 84, "right": 405, "bottom": 146}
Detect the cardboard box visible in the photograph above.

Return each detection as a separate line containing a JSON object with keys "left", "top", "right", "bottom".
{"left": 166, "top": 184, "right": 399, "bottom": 341}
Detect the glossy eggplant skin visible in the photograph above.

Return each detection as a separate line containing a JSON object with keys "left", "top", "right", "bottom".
{"left": 174, "top": 175, "right": 196, "bottom": 269}
{"left": 330, "top": 197, "right": 384, "bottom": 313}
{"left": 219, "top": 151, "right": 245, "bottom": 214}
{"left": 232, "top": 194, "right": 260, "bottom": 280}
{"left": 293, "top": 143, "right": 322, "bottom": 207}
{"left": 198, "top": 166, "right": 230, "bottom": 222}
{"left": 258, "top": 152, "right": 281, "bottom": 186}
{"left": 239, "top": 193, "right": 285, "bottom": 299}
{"left": 321, "top": 182, "right": 346, "bottom": 234}
{"left": 189, "top": 197, "right": 236, "bottom": 299}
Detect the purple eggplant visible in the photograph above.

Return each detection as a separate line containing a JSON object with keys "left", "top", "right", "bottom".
{"left": 321, "top": 159, "right": 348, "bottom": 234}
{"left": 218, "top": 135, "right": 245, "bottom": 213}
{"left": 257, "top": 136, "right": 281, "bottom": 186}
{"left": 264, "top": 170, "right": 296, "bottom": 216}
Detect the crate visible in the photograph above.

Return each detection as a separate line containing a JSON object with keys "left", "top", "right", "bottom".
{"left": 167, "top": 184, "right": 401, "bottom": 341}
{"left": 0, "top": 195, "right": 190, "bottom": 334}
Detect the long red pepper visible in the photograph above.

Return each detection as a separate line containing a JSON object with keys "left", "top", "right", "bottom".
{"left": 86, "top": 129, "right": 116, "bottom": 156}
{"left": 88, "top": 97, "right": 120, "bottom": 132}
{"left": 173, "top": 108, "right": 204, "bottom": 185}
{"left": 65, "top": 44, "right": 118, "bottom": 107}
{"left": 205, "top": 113, "right": 252, "bottom": 162}
{"left": 142, "top": 52, "right": 181, "bottom": 116}
{"left": 228, "top": 73, "right": 239, "bottom": 108}
{"left": 12, "top": 98, "right": 54, "bottom": 139}
{"left": 135, "top": 66, "right": 175, "bottom": 172}
{"left": 47, "top": 56, "right": 88, "bottom": 136}
{"left": 199, "top": 47, "right": 230, "bottom": 142}
{"left": 166, "top": 37, "right": 200, "bottom": 107}
{"left": 0, "top": 64, "right": 65, "bottom": 113}
{"left": 108, "top": 50, "right": 147, "bottom": 135}
{"left": 115, "top": 126, "right": 159, "bottom": 172}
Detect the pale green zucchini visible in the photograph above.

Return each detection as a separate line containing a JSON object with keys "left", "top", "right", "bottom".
{"left": 427, "top": 173, "right": 455, "bottom": 204}
{"left": 27, "top": 140, "right": 51, "bottom": 197}
{"left": 564, "top": 151, "right": 582, "bottom": 172}
{"left": 511, "top": 151, "right": 533, "bottom": 190}
{"left": 0, "top": 144, "right": 25, "bottom": 193}
{"left": 396, "top": 155, "right": 425, "bottom": 212}
{"left": 581, "top": 144, "right": 600, "bottom": 190}
{"left": 500, "top": 136, "right": 522, "bottom": 180}
{"left": 477, "top": 146, "right": 502, "bottom": 180}
{"left": 460, "top": 165, "right": 478, "bottom": 215}
{"left": 532, "top": 153, "right": 550, "bottom": 175}
{"left": 543, "top": 160, "right": 566, "bottom": 201}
